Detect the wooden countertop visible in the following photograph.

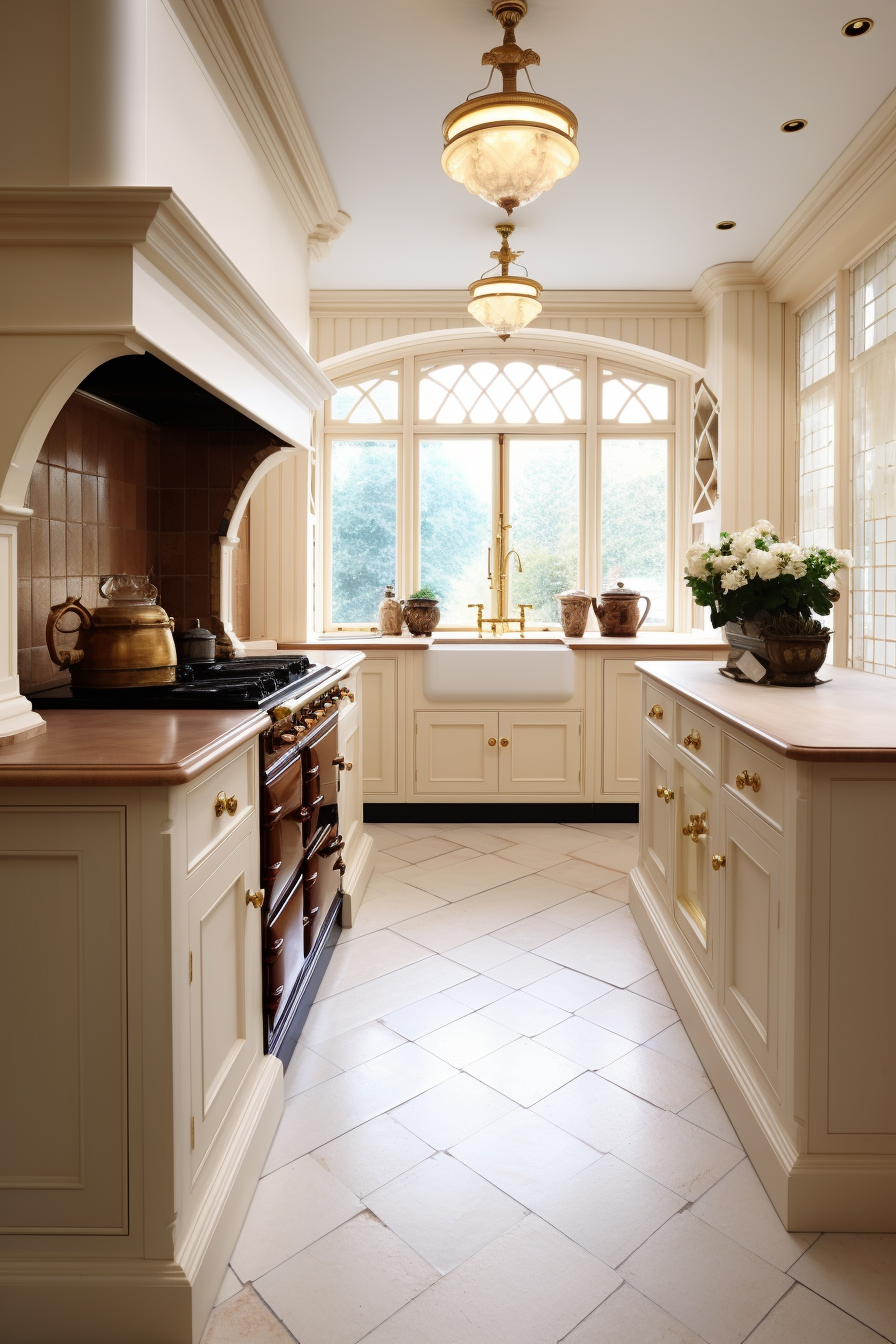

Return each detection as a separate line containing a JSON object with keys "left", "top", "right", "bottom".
{"left": 0, "top": 652, "right": 365, "bottom": 787}
{"left": 637, "top": 660, "right": 896, "bottom": 761}
{"left": 0, "top": 707, "right": 269, "bottom": 786}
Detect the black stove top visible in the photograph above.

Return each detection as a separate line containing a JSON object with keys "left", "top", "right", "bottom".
{"left": 29, "top": 656, "right": 334, "bottom": 712}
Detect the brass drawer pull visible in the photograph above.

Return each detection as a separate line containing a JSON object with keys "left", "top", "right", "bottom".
{"left": 245, "top": 889, "right": 264, "bottom": 908}
{"left": 488, "top": 737, "right": 497, "bottom": 746}
{"left": 656, "top": 786, "right": 674, "bottom": 803}
{"left": 648, "top": 704, "right": 664, "bottom": 721}
{"left": 682, "top": 811, "right": 708, "bottom": 842}
{"left": 215, "top": 791, "right": 238, "bottom": 817}
{"left": 712, "top": 854, "right": 726, "bottom": 870}
{"left": 683, "top": 730, "right": 702, "bottom": 752}
{"left": 346, "top": 762, "right": 353, "bottom": 770}
{"left": 736, "top": 770, "right": 761, "bottom": 792}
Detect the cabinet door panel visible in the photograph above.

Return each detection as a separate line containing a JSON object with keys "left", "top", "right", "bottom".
{"left": 0, "top": 807, "right": 126, "bottom": 1234}
{"left": 415, "top": 712, "right": 499, "bottom": 793}
{"left": 603, "top": 660, "right": 642, "bottom": 795}
{"left": 190, "top": 831, "right": 261, "bottom": 1174}
{"left": 643, "top": 742, "right": 674, "bottom": 904}
{"left": 498, "top": 712, "right": 582, "bottom": 795}
{"left": 338, "top": 705, "right": 363, "bottom": 857}
{"left": 722, "top": 807, "right": 781, "bottom": 1089}
{"left": 360, "top": 659, "right": 397, "bottom": 794}
{"left": 674, "top": 767, "right": 716, "bottom": 983}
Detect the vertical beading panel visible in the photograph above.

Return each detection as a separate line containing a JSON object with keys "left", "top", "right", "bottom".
{"left": 798, "top": 289, "right": 835, "bottom": 554}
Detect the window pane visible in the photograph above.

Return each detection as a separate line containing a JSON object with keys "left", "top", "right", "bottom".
{"left": 329, "top": 370, "right": 399, "bottom": 423}
{"left": 601, "top": 438, "right": 668, "bottom": 625}
{"left": 420, "top": 440, "right": 493, "bottom": 623}
{"left": 418, "top": 360, "right": 582, "bottom": 425}
{"left": 330, "top": 440, "right": 397, "bottom": 624}
{"left": 508, "top": 439, "right": 579, "bottom": 622}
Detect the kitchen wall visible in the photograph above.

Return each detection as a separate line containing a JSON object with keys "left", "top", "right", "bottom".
{"left": 17, "top": 390, "right": 266, "bottom": 692}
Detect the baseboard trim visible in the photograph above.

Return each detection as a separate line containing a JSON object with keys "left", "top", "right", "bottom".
{"left": 341, "top": 830, "right": 375, "bottom": 928}
{"left": 364, "top": 802, "right": 639, "bottom": 823}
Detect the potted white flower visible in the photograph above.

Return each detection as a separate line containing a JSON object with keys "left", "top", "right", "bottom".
{"left": 684, "top": 522, "right": 852, "bottom": 685}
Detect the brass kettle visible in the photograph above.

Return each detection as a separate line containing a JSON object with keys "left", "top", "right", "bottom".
{"left": 47, "top": 595, "right": 177, "bottom": 688}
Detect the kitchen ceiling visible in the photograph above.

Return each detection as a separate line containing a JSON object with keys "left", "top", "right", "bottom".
{"left": 259, "top": 0, "right": 896, "bottom": 291}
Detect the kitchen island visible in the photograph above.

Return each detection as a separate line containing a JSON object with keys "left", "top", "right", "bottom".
{"left": 630, "top": 660, "right": 896, "bottom": 1232}
{"left": 0, "top": 653, "right": 369, "bottom": 1344}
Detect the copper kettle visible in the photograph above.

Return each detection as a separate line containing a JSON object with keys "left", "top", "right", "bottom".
{"left": 47, "top": 585, "right": 177, "bottom": 687}
{"left": 594, "top": 581, "right": 651, "bottom": 637}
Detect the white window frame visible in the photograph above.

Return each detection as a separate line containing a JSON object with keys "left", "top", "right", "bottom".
{"left": 317, "top": 332, "right": 699, "bottom": 633}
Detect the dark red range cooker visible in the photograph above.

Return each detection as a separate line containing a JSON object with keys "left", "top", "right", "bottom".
{"left": 31, "top": 654, "right": 350, "bottom": 1067}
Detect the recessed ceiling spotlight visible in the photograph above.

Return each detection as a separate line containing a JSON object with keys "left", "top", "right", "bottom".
{"left": 716, "top": 220, "right": 736, "bottom": 231}
{"left": 781, "top": 118, "right": 808, "bottom": 133}
{"left": 842, "top": 17, "right": 873, "bottom": 36}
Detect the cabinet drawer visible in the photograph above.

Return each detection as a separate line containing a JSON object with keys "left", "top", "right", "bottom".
{"left": 186, "top": 746, "right": 257, "bottom": 874}
{"left": 675, "top": 703, "right": 718, "bottom": 778}
{"left": 643, "top": 685, "right": 673, "bottom": 741}
{"left": 722, "top": 736, "right": 785, "bottom": 832}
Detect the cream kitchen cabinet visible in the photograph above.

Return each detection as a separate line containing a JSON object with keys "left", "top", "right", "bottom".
{"left": 414, "top": 709, "right": 582, "bottom": 795}
{"left": 0, "top": 738, "right": 282, "bottom": 1344}
{"left": 631, "top": 660, "right": 896, "bottom": 1233}
{"left": 359, "top": 656, "right": 397, "bottom": 795}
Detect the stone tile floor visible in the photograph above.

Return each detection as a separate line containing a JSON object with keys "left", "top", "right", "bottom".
{"left": 202, "top": 822, "right": 896, "bottom": 1344}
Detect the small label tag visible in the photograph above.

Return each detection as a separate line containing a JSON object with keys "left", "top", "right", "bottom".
{"left": 737, "top": 651, "right": 767, "bottom": 683}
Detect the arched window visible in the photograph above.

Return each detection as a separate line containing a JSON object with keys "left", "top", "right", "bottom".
{"left": 318, "top": 334, "right": 693, "bottom": 633}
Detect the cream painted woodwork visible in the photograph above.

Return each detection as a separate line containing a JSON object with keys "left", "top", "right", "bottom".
{"left": 497, "top": 711, "right": 582, "bottom": 795}
{"left": 631, "top": 661, "right": 896, "bottom": 1232}
{"left": 310, "top": 291, "right": 706, "bottom": 365}
{"left": 0, "top": 807, "right": 127, "bottom": 1235}
{"left": 337, "top": 700, "right": 365, "bottom": 924}
{"left": 0, "top": 741, "right": 284, "bottom": 1344}
{"left": 415, "top": 711, "right": 500, "bottom": 795}
{"left": 602, "top": 659, "right": 643, "bottom": 795}
{"left": 359, "top": 658, "right": 398, "bottom": 795}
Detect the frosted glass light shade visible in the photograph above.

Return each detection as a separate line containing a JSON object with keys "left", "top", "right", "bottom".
{"left": 442, "top": 93, "right": 578, "bottom": 210}
{"left": 468, "top": 275, "right": 543, "bottom": 336}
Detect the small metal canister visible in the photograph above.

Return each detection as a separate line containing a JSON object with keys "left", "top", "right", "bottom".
{"left": 176, "top": 619, "right": 217, "bottom": 663}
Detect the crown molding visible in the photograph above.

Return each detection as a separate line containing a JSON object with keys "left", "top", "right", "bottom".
{"left": 173, "top": 0, "right": 350, "bottom": 259}
{"left": 0, "top": 186, "right": 173, "bottom": 241}
{"left": 310, "top": 288, "right": 703, "bottom": 318}
{"left": 0, "top": 187, "right": 335, "bottom": 412}
{"left": 754, "top": 86, "right": 896, "bottom": 303}
{"left": 691, "top": 262, "right": 764, "bottom": 309}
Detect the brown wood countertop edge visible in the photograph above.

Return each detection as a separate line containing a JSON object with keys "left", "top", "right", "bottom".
{"left": 0, "top": 713, "right": 271, "bottom": 787}
{"left": 635, "top": 662, "right": 896, "bottom": 762}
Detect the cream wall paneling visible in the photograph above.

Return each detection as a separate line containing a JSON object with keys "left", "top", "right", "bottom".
{"left": 310, "top": 293, "right": 706, "bottom": 366}
{"left": 317, "top": 331, "right": 702, "bottom": 634}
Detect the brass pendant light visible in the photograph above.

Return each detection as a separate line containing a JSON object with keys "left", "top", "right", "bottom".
{"left": 467, "top": 222, "right": 543, "bottom": 339}
{"left": 442, "top": 0, "right": 579, "bottom": 214}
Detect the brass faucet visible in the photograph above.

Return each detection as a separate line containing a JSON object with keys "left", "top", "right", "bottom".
{"left": 488, "top": 513, "right": 526, "bottom": 633}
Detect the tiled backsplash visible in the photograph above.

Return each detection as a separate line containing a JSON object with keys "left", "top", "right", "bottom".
{"left": 18, "top": 390, "right": 273, "bottom": 693}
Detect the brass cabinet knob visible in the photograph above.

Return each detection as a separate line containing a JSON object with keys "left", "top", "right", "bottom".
{"left": 648, "top": 704, "right": 664, "bottom": 721}
{"left": 656, "top": 786, "right": 674, "bottom": 803}
{"left": 488, "top": 737, "right": 497, "bottom": 746}
{"left": 683, "top": 730, "right": 702, "bottom": 751}
{"left": 345, "top": 762, "right": 353, "bottom": 770}
{"left": 712, "top": 854, "right": 726, "bottom": 870}
{"left": 735, "top": 770, "right": 761, "bottom": 792}
{"left": 245, "top": 889, "right": 264, "bottom": 908}
{"left": 500, "top": 737, "right": 509, "bottom": 747}
{"left": 682, "top": 810, "right": 708, "bottom": 842}
{"left": 215, "top": 791, "right": 238, "bottom": 817}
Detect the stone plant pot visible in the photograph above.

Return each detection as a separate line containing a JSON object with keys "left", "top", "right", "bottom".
{"left": 761, "top": 632, "right": 830, "bottom": 685}
{"left": 403, "top": 598, "right": 441, "bottom": 637}
{"left": 724, "top": 618, "right": 830, "bottom": 685}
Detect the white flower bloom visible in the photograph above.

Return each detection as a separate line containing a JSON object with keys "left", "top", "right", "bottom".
{"left": 684, "top": 544, "right": 710, "bottom": 579}
{"left": 755, "top": 520, "right": 777, "bottom": 536}
{"left": 721, "top": 567, "right": 748, "bottom": 591}
{"left": 712, "top": 554, "right": 738, "bottom": 573}
{"left": 830, "top": 548, "right": 854, "bottom": 569}
{"left": 744, "top": 548, "right": 780, "bottom": 581}
{"left": 783, "top": 558, "right": 807, "bottom": 578}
